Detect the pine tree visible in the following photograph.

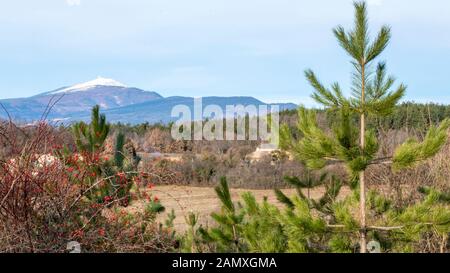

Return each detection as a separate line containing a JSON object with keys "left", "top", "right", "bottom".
{"left": 199, "top": 177, "right": 246, "bottom": 252}
{"left": 72, "top": 105, "right": 110, "bottom": 153}
{"left": 194, "top": 177, "right": 290, "bottom": 253}
{"left": 194, "top": 177, "right": 333, "bottom": 253}
{"left": 71, "top": 105, "right": 141, "bottom": 205}
{"left": 188, "top": 177, "right": 449, "bottom": 252}
{"left": 280, "top": 1, "right": 450, "bottom": 252}
{"left": 101, "top": 132, "right": 142, "bottom": 206}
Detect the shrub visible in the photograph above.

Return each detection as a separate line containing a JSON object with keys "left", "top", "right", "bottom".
{"left": 0, "top": 109, "right": 175, "bottom": 252}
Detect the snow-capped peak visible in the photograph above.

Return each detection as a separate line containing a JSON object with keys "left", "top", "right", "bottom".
{"left": 51, "top": 77, "right": 127, "bottom": 94}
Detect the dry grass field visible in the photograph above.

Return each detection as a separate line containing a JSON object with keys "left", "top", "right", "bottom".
{"left": 126, "top": 185, "right": 351, "bottom": 233}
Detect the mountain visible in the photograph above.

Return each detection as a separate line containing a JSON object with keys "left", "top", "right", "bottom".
{"left": 0, "top": 77, "right": 162, "bottom": 121}
{"left": 72, "top": 96, "right": 297, "bottom": 124}
{"left": 0, "top": 78, "right": 297, "bottom": 124}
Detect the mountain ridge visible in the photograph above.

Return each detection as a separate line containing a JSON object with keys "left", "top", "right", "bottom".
{"left": 0, "top": 78, "right": 297, "bottom": 124}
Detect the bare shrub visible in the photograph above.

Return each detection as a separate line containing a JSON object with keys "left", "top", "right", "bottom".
{"left": 0, "top": 120, "right": 175, "bottom": 252}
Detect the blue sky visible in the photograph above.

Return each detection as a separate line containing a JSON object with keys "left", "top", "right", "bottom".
{"left": 0, "top": 0, "right": 449, "bottom": 105}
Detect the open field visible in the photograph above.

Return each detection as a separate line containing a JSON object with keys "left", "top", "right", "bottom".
{"left": 127, "top": 185, "right": 352, "bottom": 233}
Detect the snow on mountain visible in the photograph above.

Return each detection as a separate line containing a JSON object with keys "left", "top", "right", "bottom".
{"left": 0, "top": 78, "right": 163, "bottom": 121}
{"left": 50, "top": 77, "right": 127, "bottom": 94}
{"left": 0, "top": 78, "right": 297, "bottom": 124}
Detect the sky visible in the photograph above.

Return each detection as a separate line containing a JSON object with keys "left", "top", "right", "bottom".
{"left": 0, "top": 0, "right": 449, "bottom": 105}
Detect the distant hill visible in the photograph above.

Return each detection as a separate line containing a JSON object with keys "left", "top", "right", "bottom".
{"left": 0, "top": 77, "right": 297, "bottom": 124}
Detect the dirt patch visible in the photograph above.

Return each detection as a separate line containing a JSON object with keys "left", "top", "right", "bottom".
{"left": 126, "top": 185, "right": 351, "bottom": 233}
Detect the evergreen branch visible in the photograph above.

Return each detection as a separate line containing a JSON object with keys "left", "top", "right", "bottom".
{"left": 393, "top": 118, "right": 450, "bottom": 170}
{"left": 274, "top": 189, "right": 294, "bottom": 209}
{"left": 367, "top": 62, "right": 395, "bottom": 100}
{"left": 114, "top": 132, "right": 126, "bottom": 168}
{"left": 366, "top": 84, "right": 406, "bottom": 116}
{"left": 215, "top": 177, "right": 235, "bottom": 213}
{"left": 333, "top": 26, "right": 359, "bottom": 60}
{"left": 353, "top": 1, "right": 369, "bottom": 61}
{"left": 366, "top": 26, "right": 391, "bottom": 63}
{"left": 279, "top": 124, "right": 293, "bottom": 150}
{"left": 293, "top": 107, "right": 346, "bottom": 169}
{"left": 305, "top": 70, "right": 340, "bottom": 108}
{"left": 418, "top": 187, "right": 450, "bottom": 203}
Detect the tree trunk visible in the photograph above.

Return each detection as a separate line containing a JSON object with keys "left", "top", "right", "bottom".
{"left": 359, "top": 118, "right": 367, "bottom": 253}
{"left": 359, "top": 62, "right": 367, "bottom": 253}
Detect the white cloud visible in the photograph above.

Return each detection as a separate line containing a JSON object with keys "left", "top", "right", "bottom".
{"left": 66, "top": 0, "right": 81, "bottom": 6}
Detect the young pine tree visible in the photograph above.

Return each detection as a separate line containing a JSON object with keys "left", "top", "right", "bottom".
{"left": 71, "top": 105, "right": 142, "bottom": 205}
{"left": 72, "top": 105, "right": 110, "bottom": 153}
{"left": 101, "top": 132, "right": 142, "bottom": 206}
{"left": 280, "top": 1, "right": 450, "bottom": 252}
